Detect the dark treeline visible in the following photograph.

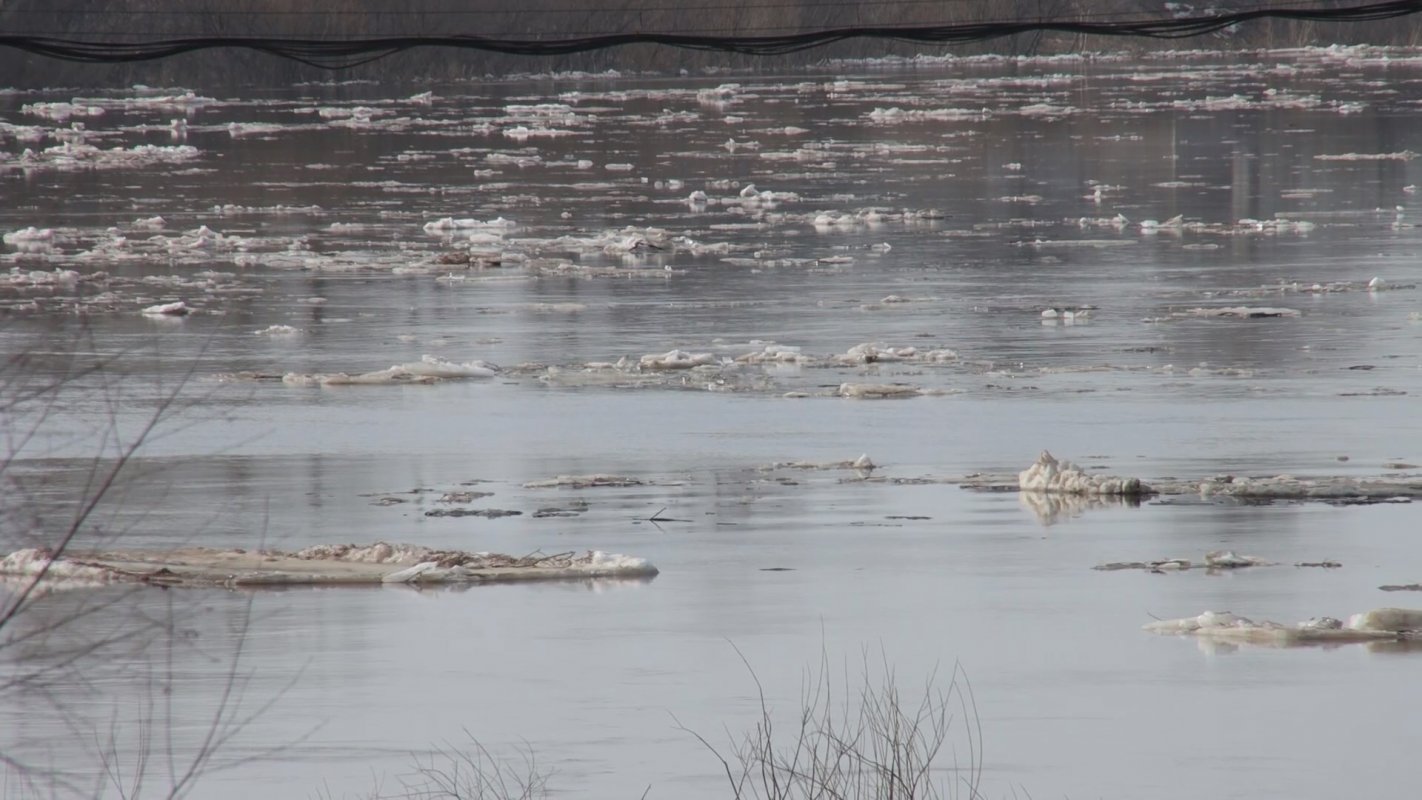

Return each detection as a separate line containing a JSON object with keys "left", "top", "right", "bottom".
{"left": 2, "top": 0, "right": 1421, "bottom": 88}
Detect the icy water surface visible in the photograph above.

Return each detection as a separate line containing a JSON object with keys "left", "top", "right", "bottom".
{"left": 4, "top": 46, "right": 1422, "bottom": 799}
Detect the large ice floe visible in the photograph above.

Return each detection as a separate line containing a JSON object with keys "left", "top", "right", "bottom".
{"left": 0, "top": 544, "right": 657, "bottom": 589}
{"left": 1144, "top": 608, "right": 1422, "bottom": 646}
{"left": 280, "top": 355, "right": 500, "bottom": 387}
{"left": 965, "top": 452, "right": 1422, "bottom": 510}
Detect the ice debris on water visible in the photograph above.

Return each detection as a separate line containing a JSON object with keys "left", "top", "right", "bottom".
{"left": 1018, "top": 451, "right": 1149, "bottom": 496}
{"left": 1144, "top": 607, "right": 1422, "bottom": 645}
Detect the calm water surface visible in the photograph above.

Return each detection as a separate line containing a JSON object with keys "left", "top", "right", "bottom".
{"left": 3, "top": 47, "right": 1422, "bottom": 799}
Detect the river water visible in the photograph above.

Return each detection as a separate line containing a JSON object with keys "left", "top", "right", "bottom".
{"left": 3, "top": 46, "right": 1422, "bottom": 799}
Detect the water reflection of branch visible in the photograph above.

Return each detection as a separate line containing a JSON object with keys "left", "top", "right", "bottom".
{"left": 1018, "top": 490, "right": 1140, "bottom": 526}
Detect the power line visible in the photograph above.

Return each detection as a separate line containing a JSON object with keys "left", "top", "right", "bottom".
{"left": 2, "top": 0, "right": 1418, "bottom": 69}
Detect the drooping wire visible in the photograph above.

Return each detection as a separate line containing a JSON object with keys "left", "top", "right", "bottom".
{"left": 1, "top": 0, "right": 1419, "bottom": 69}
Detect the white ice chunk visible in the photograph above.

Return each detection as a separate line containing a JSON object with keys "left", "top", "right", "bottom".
{"left": 141, "top": 301, "right": 190, "bottom": 317}
{"left": 639, "top": 350, "right": 717, "bottom": 370}
{"left": 1018, "top": 450, "right": 1147, "bottom": 496}
{"left": 3, "top": 226, "right": 55, "bottom": 244}
{"left": 395, "top": 355, "right": 500, "bottom": 378}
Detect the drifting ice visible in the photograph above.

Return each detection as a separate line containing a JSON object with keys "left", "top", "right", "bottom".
{"left": 1145, "top": 607, "right": 1422, "bottom": 645}
{"left": 0, "top": 544, "right": 658, "bottom": 588}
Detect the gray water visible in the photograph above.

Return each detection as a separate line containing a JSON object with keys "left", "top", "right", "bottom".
{"left": 3, "top": 46, "right": 1422, "bottom": 799}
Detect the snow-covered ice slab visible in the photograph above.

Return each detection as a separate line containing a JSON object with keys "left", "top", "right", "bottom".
{"left": 0, "top": 543, "right": 657, "bottom": 589}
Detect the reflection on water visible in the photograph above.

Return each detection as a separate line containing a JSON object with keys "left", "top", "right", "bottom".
{"left": 1018, "top": 489, "right": 1142, "bottom": 526}
{"left": 4, "top": 47, "right": 1422, "bottom": 799}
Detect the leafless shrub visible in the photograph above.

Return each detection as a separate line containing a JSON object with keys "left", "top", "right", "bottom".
{"left": 0, "top": 332, "right": 298, "bottom": 797}
{"left": 679, "top": 646, "right": 983, "bottom": 800}
{"left": 370, "top": 647, "right": 983, "bottom": 800}
{"left": 388, "top": 735, "right": 551, "bottom": 800}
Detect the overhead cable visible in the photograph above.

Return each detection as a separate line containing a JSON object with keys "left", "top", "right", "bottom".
{"left": 2, "top": 0, "right": 1419, "bottom": 69}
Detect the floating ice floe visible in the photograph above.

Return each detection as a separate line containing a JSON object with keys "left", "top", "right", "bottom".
{"left": 1314, "top": 151, "right": 1417, "bottom": 161}
{"left": 838, "top": 382, "right": 922, "bottom": 399}
{"left": 1018, "top": 450, "right": 1150, "bottom": 496}
{"left": 735, "top": 344, "right": 809, "bottom": 365}
{"left": 0, "top": 548, "right": 123, "bottom": 586}
{"left": 3, "top": 226, "right": 56, "bottom": 245}
{"left": 395, "top": 355, "right": 500, "bottom": 378}
{"left": 281, "top": 355, "right": 498, "bottom": 387}
{"left": 4, "top": 143, "right": 201, "bottom": 175}
{"left": 1144, "top": 608, "right": 1422, "bottom": 646}
{"left": 422, "top": 216, "right": 516, "bottom": 234}
{"left": 1181, "top": 306, "right": 1301, "bottom": 319}
{"left": 835, "top": 342, "right": 915, "bottom": 364}
{"left": 1138, "top": 215, "right": 1184, "bottom": 232}
{"left": 965, "top": 454, "right": 1422, "bottom": 506}
{"left": 20, "top": 102, "right": 105, "bottom": 121}
{"left": 283, "top": 368, "right": 435, "bottom": 387}
{"left": 2, "top": 267, "right": 80, "bottom": 288}
{"left": 254, "top": 325, "right": 302, "bottom": 336}
{"left": 1093, "top": 550, "right": 1342, "bottom": 571}
{"left": 523, "top": 474, "right": 648, "bottom": 489}
{"left": 0, "top": 544, "right": 657, "bottom": 588}
{"left": 769, "top": 454, "right": 877, "bottom": 471}
{"left": 1195, "top": 473, "right": 1421, "bottom": 502}
{"left": 866, "top": 106, "right": 989, "bottom": 123}
{"left": 140, "top": 301, "right": 190, "bottom": 317}
{"left": 638, "top": 349, "right": 718, "bottom": 370}
{"left": 1040, "top": 307, "right": 1093, "bottom": 324}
